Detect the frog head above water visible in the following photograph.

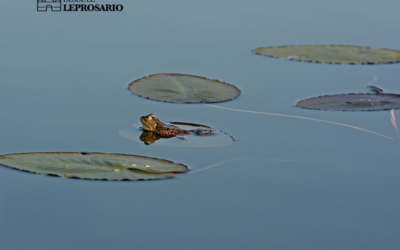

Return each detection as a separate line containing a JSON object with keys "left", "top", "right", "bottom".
{"left": 140, "top": 114, "right": 160, "bottom": 132}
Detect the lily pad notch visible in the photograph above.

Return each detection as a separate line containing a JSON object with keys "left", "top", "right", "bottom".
{"left": 0, "top": 152, "right": 189, "bottom": 180}
{"left": 129, "top": 73, "right": 241, "bottom": 104}
{"left": 253, "top": 45, "right": 400, "bottom": 64}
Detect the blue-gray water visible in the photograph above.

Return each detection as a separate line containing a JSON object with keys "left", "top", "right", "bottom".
{"left": 1, "top": 1, "right": 400, "bottom": 249}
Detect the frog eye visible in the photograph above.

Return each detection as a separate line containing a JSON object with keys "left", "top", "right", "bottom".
{"left": 146, "top": 114, "right": 156, "bottom": 120}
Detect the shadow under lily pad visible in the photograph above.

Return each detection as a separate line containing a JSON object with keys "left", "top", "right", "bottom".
{"left": 253, "top": 45, "right": 400, "bottom": 64}
{"left": 0, "top": 152, "right": 188, "bottom": 180}
{"left": 129, "top": 73, "right": 241, "bottom": 103}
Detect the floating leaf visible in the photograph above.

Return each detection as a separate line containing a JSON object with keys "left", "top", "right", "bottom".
{"left": 119, "top": 123, "right": 234, "bottom": 147}
{"left": 253, "top": 45, "right": 400, "bottom": 64}
{"left": 297, "top": 93, "right": 400, "bottom": 111}
{"left": 129, "top": 73, "right": 240, "bottom": 103}
{"left": 0, "top": 152, "right": 188, "bottom": 180}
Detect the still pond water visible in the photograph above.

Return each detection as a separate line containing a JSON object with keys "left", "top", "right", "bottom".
{"left": 1, "top": 0, "right": 400, "bottom": 249}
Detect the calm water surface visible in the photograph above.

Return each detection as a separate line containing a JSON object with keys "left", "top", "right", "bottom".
{"left": 1, "top": 1, "right": 400, "bottom": 249}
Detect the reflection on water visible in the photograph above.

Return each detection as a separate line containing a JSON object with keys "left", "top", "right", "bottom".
{"left": 139, "top": 131, "right": 163, "bottom": 145}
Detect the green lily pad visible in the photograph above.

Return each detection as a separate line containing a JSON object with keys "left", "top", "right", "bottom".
{"left": 129, "top": 73, "right": 241, "bottom": 103}
{"left": 253, "top": 45, "right": 400, "bottom": 64}
{"left": 297, "top": 93, "right": 400, "bottom": 111}
{"left": 0, "top": 152, "right": 188, "bottom": 180}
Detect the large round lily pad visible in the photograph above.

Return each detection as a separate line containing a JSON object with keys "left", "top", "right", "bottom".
{"left": 253, "top": 45, "right": 400, "bottom": 64}
{"left": 129, "top": 73, "right": 241, "bottom": 103}
{"left": 297, "top": 93, "right": 400, "bottom": 111}
{"left": 0, "top": 152, "right": 188, "bottom": 180}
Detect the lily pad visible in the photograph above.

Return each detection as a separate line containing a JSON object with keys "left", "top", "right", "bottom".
{"left": 297, "top": 93, "right": 400, "bottom": 111}
{"left": 0, "top": 152, "right": 188, "bottom": 180}
{"left": 119, "top": 123, "right": 234, "bottom": 147}
{"left": 253, "top": 45, "right": 400, "bottom": 64}
{"left": 129, "top": 73, "right": 241, "bottom": 103}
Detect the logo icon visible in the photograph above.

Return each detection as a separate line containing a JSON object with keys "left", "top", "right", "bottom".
{"left": 37, "top": 0, "right": 61, "bottom": 12}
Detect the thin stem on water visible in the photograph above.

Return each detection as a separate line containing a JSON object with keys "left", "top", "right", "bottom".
{"left": 390, "top": 109, "right": 399, "bottom": 140}
{"left": 363, "top": 65, "right": 378, "bottom": 87}
{"left": 189, "top": 157, "right": 339, "bottom": 174}
{"left": 206, "top": 104, "right": 393, "bottom": 140}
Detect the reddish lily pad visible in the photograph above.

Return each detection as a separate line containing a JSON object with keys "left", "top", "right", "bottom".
{"left": 253, "top": 45, "right": 400, "bottom": 64}
{"left": 297, "top": 93, "right": 400, "bottom": 111}
{"left": 129, "top": 73, "right": 240, "bottom": 104}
